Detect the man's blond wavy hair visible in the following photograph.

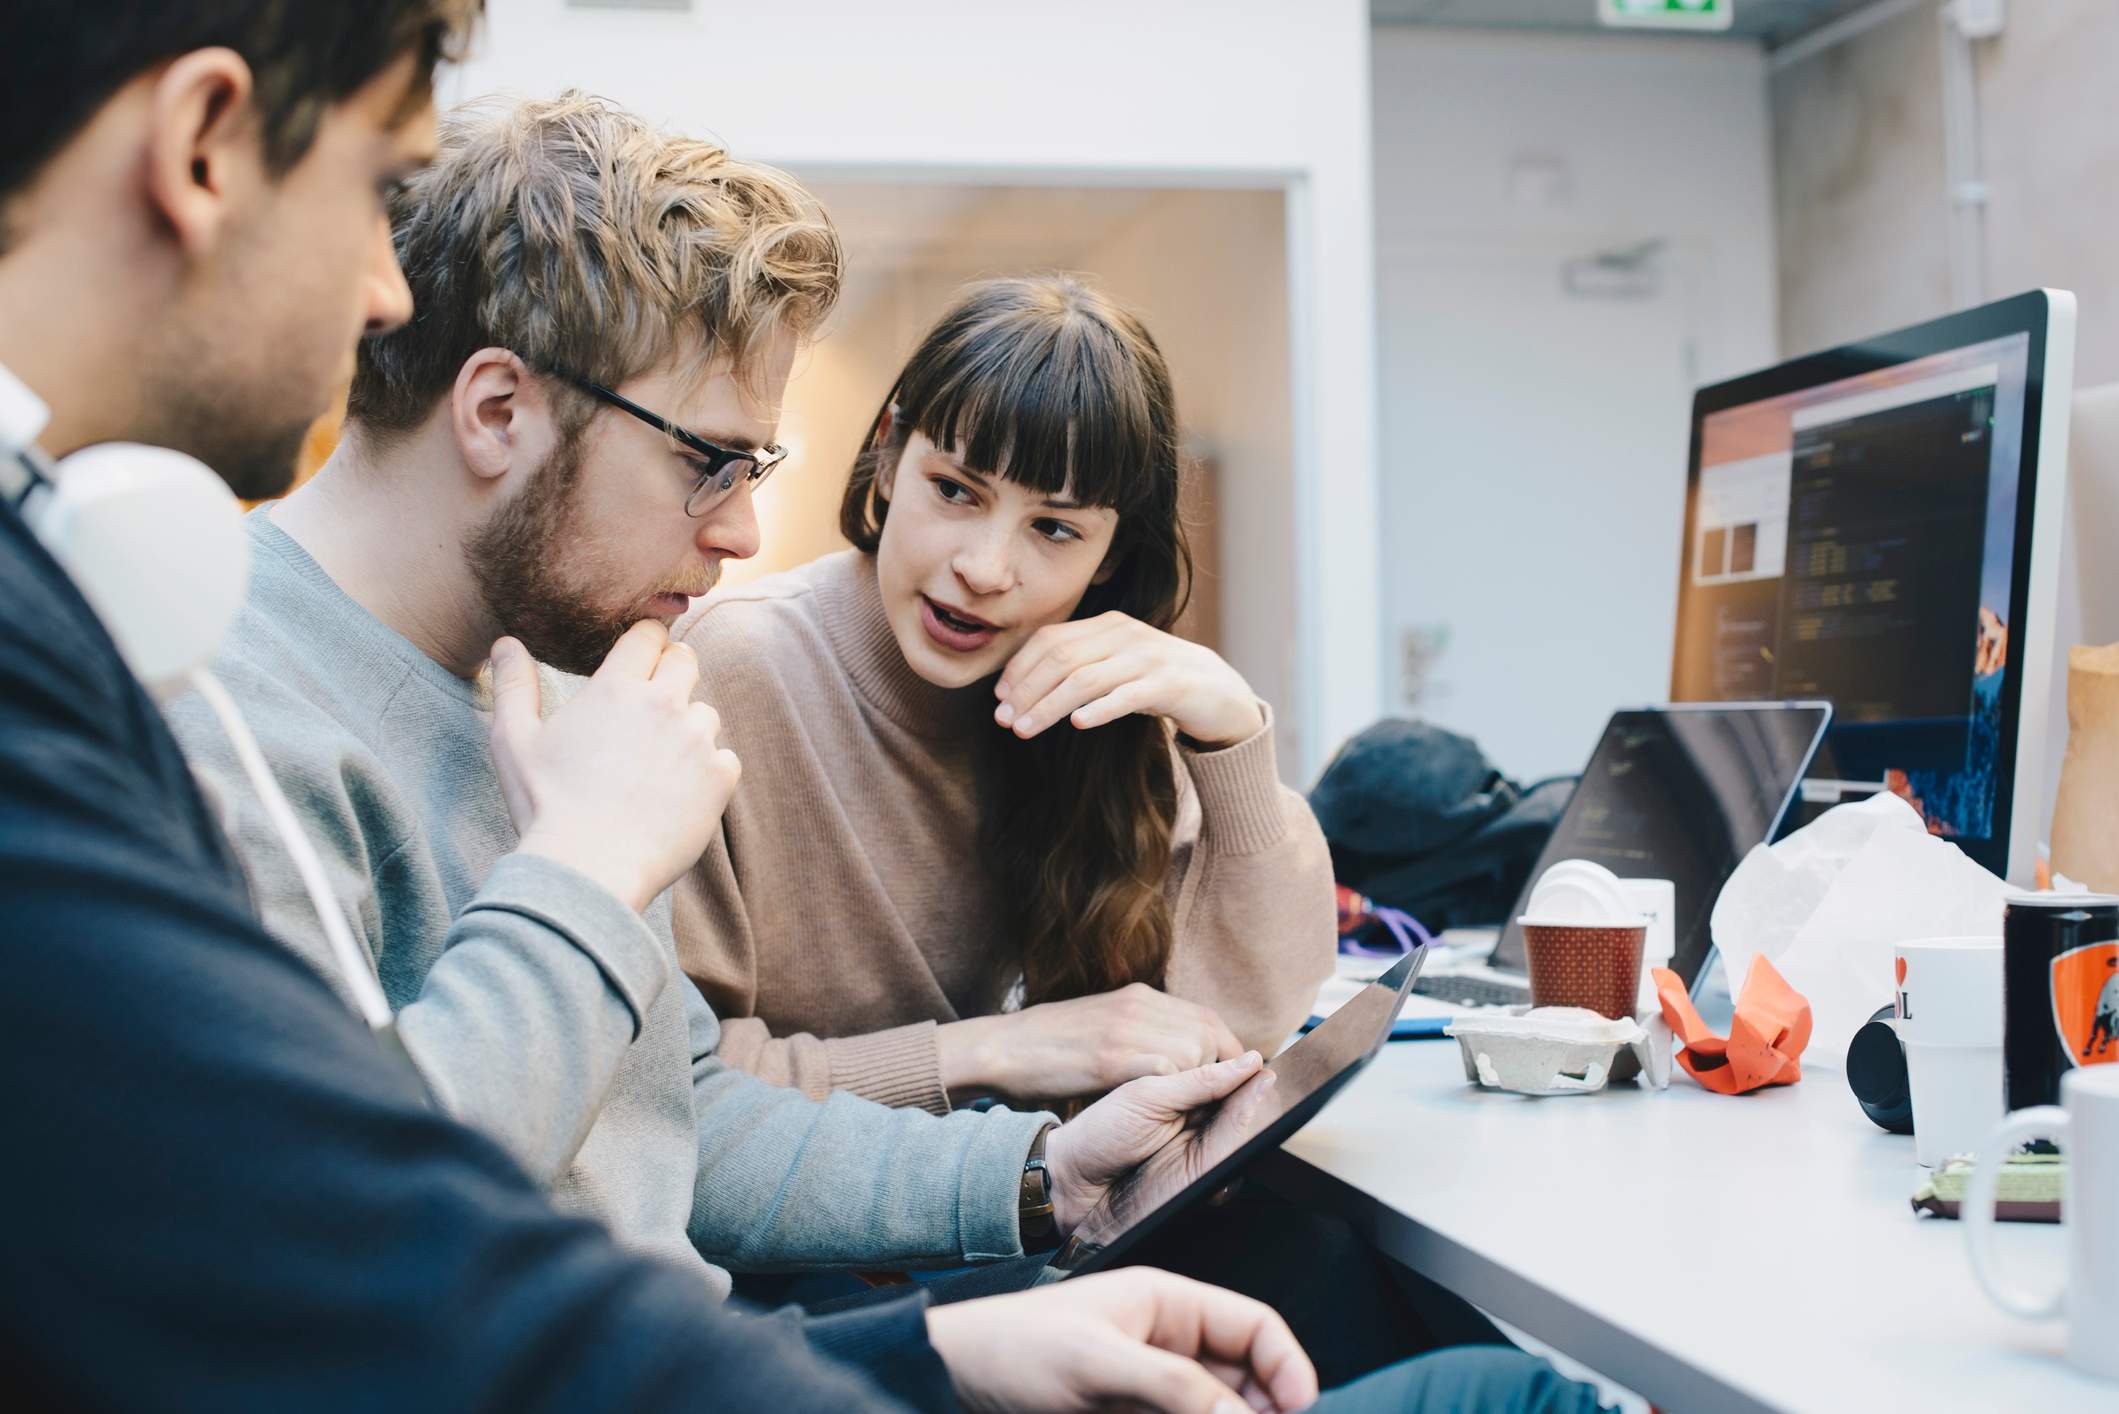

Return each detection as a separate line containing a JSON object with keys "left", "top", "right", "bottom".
{"left": 348, "top": 91, "right": 842, "bottom": 436}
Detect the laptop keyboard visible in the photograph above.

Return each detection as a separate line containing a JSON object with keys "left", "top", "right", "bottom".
{"left": 1411, "top": 973, "right": 1529, "bottom": 1008}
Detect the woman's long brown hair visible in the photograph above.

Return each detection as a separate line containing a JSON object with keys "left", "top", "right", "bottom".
{"left": 840, "top": 275, "right": 1192, "bottom": 1005}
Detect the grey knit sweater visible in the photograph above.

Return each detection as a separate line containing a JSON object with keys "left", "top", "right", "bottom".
{"left": 163, "top": 514, "right": 1051, "bottom": 1300}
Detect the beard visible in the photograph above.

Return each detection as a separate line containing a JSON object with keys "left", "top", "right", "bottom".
{"left": 462, "top": 433, "right": 720, "bottom": 676}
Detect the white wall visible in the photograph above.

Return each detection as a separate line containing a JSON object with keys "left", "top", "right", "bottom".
{"left": 1370, "top": 27, "right": 1778, "bottom": 779}
{"left": 1773, "top": 0, "right": 2119, "bottom": 385}
{"left": 1072, "top": 190, "right": 1300, "bottom": 779}
{"left": 1771, "top": 2, "right": 1951, "bottom": 364}
{"left": 449, "top": 0, "right": 1379, "bottom": 781}
{"left": 712, "top": 289, "right": 903, "bottom": 595}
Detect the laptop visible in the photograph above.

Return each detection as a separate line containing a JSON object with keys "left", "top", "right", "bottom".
{"left": 1034, "top": 945, "right": 1428, "bottom": 1282}
{"left": 1386, "top": 702, "right": 1831, "bottom": 1031}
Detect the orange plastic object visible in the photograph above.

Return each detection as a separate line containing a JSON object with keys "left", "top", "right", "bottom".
{"left": 1653, "top": 955, "right": 1813, "bottom": 1094}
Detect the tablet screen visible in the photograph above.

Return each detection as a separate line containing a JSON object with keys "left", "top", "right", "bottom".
{"left": 1043, "top": 948, "right": 1423, "bottom": 1279}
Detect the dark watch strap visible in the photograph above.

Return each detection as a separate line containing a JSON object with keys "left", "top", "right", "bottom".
{"left": 1018, "top": 1122, "right": 1059, "bottom": 1249}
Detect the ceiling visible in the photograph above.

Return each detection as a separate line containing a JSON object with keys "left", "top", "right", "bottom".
{"left": 1370, "top": 0, "right": 1895, "bottom": 47}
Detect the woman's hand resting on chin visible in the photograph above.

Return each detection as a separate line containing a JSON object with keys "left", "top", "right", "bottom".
{"left": 993, "top": 611, "right": 1265, "bottom": 749}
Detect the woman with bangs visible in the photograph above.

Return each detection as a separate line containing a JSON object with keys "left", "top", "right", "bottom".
{"left": 672, "top": 274, "right": 1336, "bottom": 1115}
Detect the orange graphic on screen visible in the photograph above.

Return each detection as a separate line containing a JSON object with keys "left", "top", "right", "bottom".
{"left": 2051, "top": 943, "right": 2119, "bottom": 1064}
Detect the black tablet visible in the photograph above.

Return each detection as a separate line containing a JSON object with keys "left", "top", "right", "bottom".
{"left": 1038, "top": 946, "right": 1427, "bottom": 1282}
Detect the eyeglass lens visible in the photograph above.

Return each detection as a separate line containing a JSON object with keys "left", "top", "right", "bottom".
{"left": 685, "top": 456, "right": 770, "bottom": 517}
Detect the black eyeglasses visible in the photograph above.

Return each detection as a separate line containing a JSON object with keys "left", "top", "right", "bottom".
{"left": 550, "top": 367, "right": 787, "bottom": 518}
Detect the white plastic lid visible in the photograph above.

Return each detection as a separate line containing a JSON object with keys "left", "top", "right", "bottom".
{"left": 1523, "top": 858, "right": 1636, "bottom": 925}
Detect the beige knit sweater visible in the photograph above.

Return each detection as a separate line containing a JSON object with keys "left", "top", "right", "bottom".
{"left": 672, "top": 550, "right": 1337, "bottom": 1115}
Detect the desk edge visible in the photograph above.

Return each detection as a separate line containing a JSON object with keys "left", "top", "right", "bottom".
{"left": 1253, "top": 1149, "right": 1785, "bottom": 1414}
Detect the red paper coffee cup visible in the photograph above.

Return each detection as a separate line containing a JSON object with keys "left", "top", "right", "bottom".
{"left": 1521, "top": 921, "right": 1647, "bottom": 1020}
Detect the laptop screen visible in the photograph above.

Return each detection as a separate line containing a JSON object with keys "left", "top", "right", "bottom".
{"left": 1488, "top": 705, "right": 1830, "bottom": 987}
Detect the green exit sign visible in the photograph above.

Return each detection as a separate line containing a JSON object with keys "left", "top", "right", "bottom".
{"left": 1598, "top": 0, "right": 1735, "bottom": 30}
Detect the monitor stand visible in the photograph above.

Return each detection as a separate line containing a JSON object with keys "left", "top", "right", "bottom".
{"left": 1776, "top": 742, "right": 1888, "bottom": 842}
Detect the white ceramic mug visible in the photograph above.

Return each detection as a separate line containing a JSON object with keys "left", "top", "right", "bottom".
{"left": 1963, "top": 1064, "right": 2119, "bottom": 1381}
{"left": 1895, "top": 936, "right": 2006, "bottom": 1168}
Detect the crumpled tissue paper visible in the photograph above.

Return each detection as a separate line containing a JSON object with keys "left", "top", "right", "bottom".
{"left": 1708, "top": 792, "right": 2009, "bottom": 1065}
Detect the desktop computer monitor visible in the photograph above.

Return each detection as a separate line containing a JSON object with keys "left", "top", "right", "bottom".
{"left": 1671, "top": 290, "right": 2076, "bottom": 884}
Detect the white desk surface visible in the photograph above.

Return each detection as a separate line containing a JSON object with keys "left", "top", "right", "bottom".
{"left": 1256, "top": 1037, "right": 2111, "bottom": 1413}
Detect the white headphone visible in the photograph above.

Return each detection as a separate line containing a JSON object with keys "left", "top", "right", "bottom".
{"left": 0, "top": 365, "right": 247, "bottom": 700}
{"left": 2, "top": 362, "right": 397, "bottom": 1035}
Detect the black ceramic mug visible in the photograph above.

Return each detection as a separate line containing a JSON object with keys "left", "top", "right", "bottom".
{"left": 2002, "top": 892, "right": 2119, "bottom": 1113}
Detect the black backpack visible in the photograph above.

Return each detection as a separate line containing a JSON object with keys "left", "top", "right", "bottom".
{"left": 1308, "top": 718, "right": 1573, "bottom": 932}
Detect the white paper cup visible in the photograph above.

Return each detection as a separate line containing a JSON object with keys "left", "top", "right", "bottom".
{"left": 1896, "top": 936, "right": 2006, "bottom": 1168}
{"left": 1907, "top": 1040, "right": 2006, "bottom": 1168}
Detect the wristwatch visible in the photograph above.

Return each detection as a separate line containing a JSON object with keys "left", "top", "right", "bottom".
{"left": 1018, "top": 1122, "right": 1059, "bottom": 1249}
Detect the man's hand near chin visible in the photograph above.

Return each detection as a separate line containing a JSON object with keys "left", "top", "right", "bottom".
{"left": 924, "top": 1269, "right": 1319, "bottom": 1414}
